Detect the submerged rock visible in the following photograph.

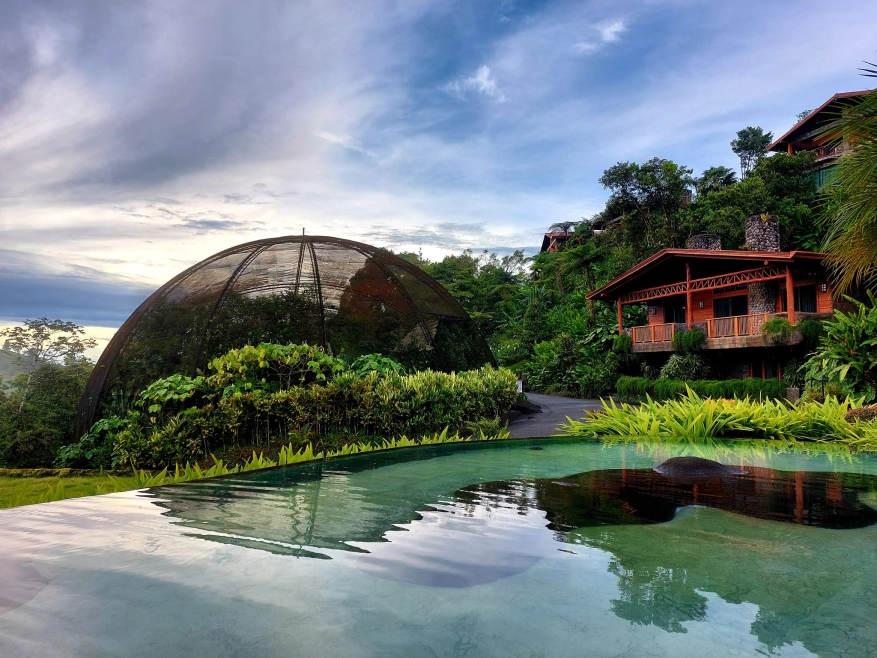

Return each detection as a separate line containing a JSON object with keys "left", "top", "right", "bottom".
{"left": 654, "top": 456, "right": 746, "bottom": 478}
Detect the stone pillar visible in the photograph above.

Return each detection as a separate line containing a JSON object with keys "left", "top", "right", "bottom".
{"left": 745, "top": 214, "right": 780, "bottom": 315}
{"left": 686, "top": 233, "right": 721, "bottom": 250}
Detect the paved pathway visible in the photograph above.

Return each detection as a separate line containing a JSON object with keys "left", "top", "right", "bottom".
{"left": 507, "top": 392, "right": 605, "bottom": 438}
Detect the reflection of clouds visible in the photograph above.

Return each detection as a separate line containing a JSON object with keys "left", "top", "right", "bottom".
{"left": 353, "top": 490, "right": 553, "bottom": 587}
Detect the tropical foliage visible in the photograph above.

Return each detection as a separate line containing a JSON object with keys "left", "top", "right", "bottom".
{"left": 558, "top": 388, "right": 876, "bottom": 449}
{"left": 616, "top": 376, "right": 787, "bottom": 401}
{"left": 399, "top": 132, "right": 825, "bottom": 396}
{"left": 819, "top": 88, "right": 877, "bottom": 294}
{"left": 64, "top": 343, "right": 518, "bottom": 469}
{"left": 803, "top": 292, "right": 877, "bottom": 402}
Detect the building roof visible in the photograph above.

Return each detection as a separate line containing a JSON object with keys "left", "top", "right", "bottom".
{"left": 767, "top": 91, "right": 871, "bottom": 152}
{"left": 540, "top": 231, "right": 570, "bottom": 252}
{"left": 587, "top": 248, "right": 826, "bottom": 300}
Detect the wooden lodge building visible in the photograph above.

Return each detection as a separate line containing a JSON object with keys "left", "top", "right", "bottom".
{"left": 587, "top": 215, "right": 838, "bottom": 380}
{"left": 767, "top": 90, "right": 870, "bottom": 189}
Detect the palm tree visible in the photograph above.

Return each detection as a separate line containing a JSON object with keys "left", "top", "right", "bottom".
{"left": 548, "top": 220, "right": 579, "bottom": 235}
{"left": 695, "top": 166, "right": 737, "bottom": 197}
{"left": 820, "top": 65, "right": 877, "bottom": 294}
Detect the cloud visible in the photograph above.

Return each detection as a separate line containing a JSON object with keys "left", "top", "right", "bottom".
{"left": 0, "top": 249, "right": 153, "bottom": 325}
{"left": 1, "top": 0, "right": 875, "bottom": 330}
{"left": 443, "top": 65, "right": 507, "bottom": 102}
{"left": 574, "top": 17, "right": 627, "bottom": 53}
{"left": 316, "top": 131, "right": 377, "bottom": 157}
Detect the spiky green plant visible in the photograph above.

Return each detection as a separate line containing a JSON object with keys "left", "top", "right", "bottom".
{"left": 557, "top": 387, "right": 876, "bottom": 448}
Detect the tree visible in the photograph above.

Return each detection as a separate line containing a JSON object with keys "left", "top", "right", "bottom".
{"left": 731, "top": 126, "right": 773, "bottom": 178}
{"left": 796, "top": 109, "right": 813, "bottom": 122}
{"left": 695, "top": 166, "right": 737, "bottom": 196}
{"left": 548, "top": 220, "right": 579, "bottom": 235}
{"left": 0, "top": 319, "right": 96, "bottom": 415}
{"left": 599, "top": 158, "right": 694, "bottom": 256}
{"left": 819, "top": 87, "right": 877, "bottom": 294}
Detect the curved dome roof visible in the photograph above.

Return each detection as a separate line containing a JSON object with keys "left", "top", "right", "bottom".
{"left": 78, "top": 236, "right": 494, "bottom": 432}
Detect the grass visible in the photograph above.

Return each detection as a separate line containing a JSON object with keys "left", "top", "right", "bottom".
{"left": 0, "top": 474, "right": 141, "bottom": 509}
{"left": 0, "top": 427, "right": 510, "bottom": 510}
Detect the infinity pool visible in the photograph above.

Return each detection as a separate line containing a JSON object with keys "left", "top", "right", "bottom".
{"left": 2, "top": 438, "right": 877, "bottom": 657}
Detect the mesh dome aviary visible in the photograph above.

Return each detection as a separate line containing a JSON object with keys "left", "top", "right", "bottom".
{"left": 78, "top": 235, "right": 494, "bottom": 432}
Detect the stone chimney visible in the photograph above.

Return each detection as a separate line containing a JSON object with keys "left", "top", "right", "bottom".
{"left": 745, "top": 214, "right": 780, "bottom": 252}
{"left": 745, "top": 214, "right": 780, "bottom": 314}
{"left": 686, "top": 233, "right": 721, "bottom": 250}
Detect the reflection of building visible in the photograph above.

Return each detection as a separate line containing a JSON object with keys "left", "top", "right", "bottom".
{"left": 78, "top": 236, "right": 494, "bottom": 432}
{"left": 767, "top": 90, "right": 870, "bottom": 188}
{"left": 587, "top": 216, "right": 839, "bottom": 379}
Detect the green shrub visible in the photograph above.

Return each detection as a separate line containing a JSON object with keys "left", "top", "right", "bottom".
{"left": 616, "top": 376, "right": 652, "bottom": 398}
{"left": 522, "top": 335, "right": 619, "bottom": 397}
{"left": 798, "top": 319, "right": 825, "bottom": 351}
{"left": 572, "top": 348, "right": 620, "bottom": 398}
{"left": 671, "top": 329, "right": 706, "bottom": 354}
{"left": 659, "top": 354, "right": 709, "bottom": 380}
{"left": 67, "top": 344, "right": 520, "bottom": 468}
{"left": 782, "top": 358, "right": 805, "bottom": 390}
{"left": 615, "top": 376, "right": 787, "bottom": 401}
{"left": 762, "top": 317, "right": 793, "bottom": 345}
{"left": 347, "top": 353, "right": 405, "bottom": 377}
{"left": 613, "top": 333, "right": 633, "bottom": 355}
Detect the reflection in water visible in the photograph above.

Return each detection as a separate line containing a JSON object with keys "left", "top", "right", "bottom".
{"left": 465, "top": 466, "right": 877, "bottom": 530}
{"left": 153, "top": 456, "right": 877, "bottom": 655}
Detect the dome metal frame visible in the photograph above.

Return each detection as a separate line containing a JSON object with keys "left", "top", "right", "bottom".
{"left": 78, "top": 235, "right": 495, "bottom": 434}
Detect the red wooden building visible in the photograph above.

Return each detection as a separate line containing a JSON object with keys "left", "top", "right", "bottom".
{"left": 586, "top": 218, "right": 838, "bottom": 379}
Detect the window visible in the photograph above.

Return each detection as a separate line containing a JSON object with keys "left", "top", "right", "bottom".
{"left": 714, "top": 295, "right": 748, "bottom": 318}
{"left": 795, "top": 285, "right": 817, "bottom": 313}
{"left": 664, "top": 303, "right": 686, "bottom": 323}
{"left": 779, "top": 285, "right": 818, "bottom": 313}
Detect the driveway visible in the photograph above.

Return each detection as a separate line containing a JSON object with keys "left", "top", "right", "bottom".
{"left": 507, "top": 392, "right": 605, "bottom": 438}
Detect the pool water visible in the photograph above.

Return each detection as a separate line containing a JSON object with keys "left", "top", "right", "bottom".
{"left": 2, "top": 438, "right": 877, "bottom": 657}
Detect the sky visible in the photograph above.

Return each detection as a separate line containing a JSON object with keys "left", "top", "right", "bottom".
{"left": 1, "top": 0, "right": 876, "bottom": 355}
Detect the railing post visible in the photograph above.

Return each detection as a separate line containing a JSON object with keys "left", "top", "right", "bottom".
{"left": 617, "top": 297, "right": 624, "bottom": 335}
{"left": 685, "top": 262, "right": 693, "bottom": 329}
{"left": 734, "top": 316, "right": 740, "bottom": 337}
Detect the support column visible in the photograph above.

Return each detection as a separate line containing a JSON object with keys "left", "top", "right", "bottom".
{"left": 785, "top": 266, "right": 796, "bottom": 325}
{"left": 617, "top": 297, "right": 624, "bottom": 335}
{"left": 685, "top": 262, "right": 693, "bottom": 329}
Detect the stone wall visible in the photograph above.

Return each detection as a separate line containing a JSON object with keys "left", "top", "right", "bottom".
{"left": 745, "top": 214, "right": 780, "bottom": 252}
{"left": 687, "top": 233, "right": 721, "bottom": 250}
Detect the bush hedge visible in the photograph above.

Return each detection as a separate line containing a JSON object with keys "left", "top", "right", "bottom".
{"left": 616, "top": 376, "right": 788, "bottom": 401}
{"left": 67, "top": 344, "right": 519, "bottom": 469}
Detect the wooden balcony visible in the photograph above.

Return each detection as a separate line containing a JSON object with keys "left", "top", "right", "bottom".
{"left": 629, "top": 312, "right": 805, "bottom": 353}
{"left": 706, "top": 313, "right": 770, "bottom": 339}
{"left": 632, "top": 323, "right": 675, "bottom": 344}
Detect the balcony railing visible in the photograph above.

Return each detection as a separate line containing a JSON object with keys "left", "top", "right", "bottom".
{"left": 813, "top": 144, "right": 844, "bottom": 162}
{"left": 632, "top": 323, "right": 675, "bottom": 344}
{"left": 706, "top": 313, "right": 770, "bottom": 338}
